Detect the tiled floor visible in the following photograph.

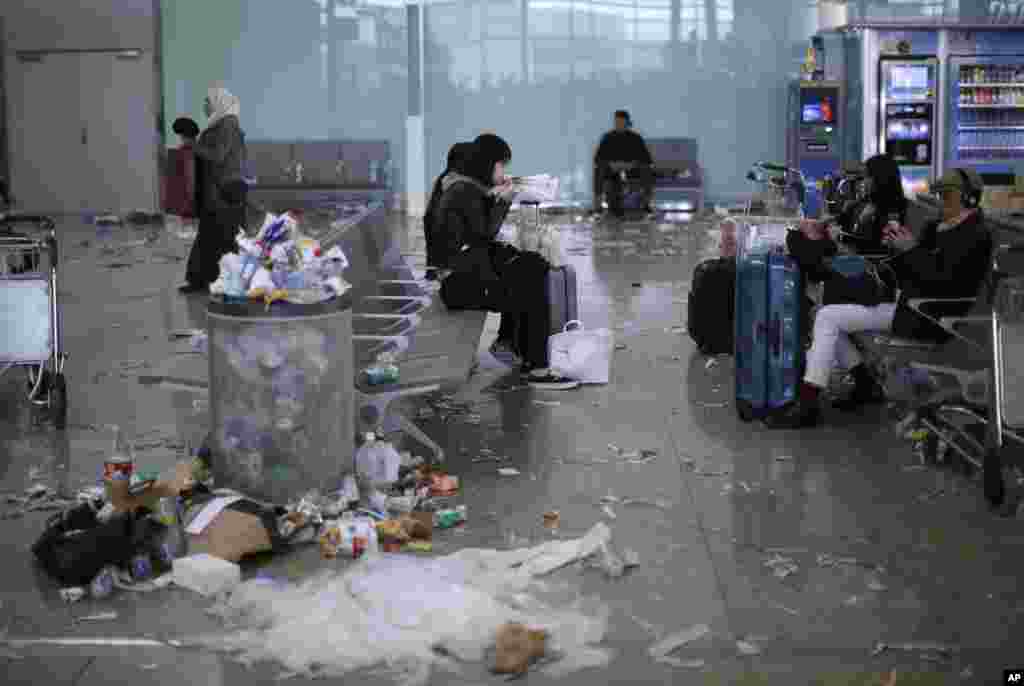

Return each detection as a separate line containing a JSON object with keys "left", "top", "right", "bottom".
{"left": 1, "top": 211, "right": 1022, "bottom": 685}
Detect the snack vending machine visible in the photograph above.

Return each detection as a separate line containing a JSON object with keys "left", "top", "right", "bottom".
{"left": 878, "top": 57, "right": 940, "bottom": 196}
{"left": 948, "top": 58, "right": 1024, "bottom": 174}
{"left": 786, "top": 80, "right": 843, "bottom": 218}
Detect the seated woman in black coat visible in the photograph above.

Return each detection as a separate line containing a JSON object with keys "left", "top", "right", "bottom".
{"left": 435, "top": 134, "right": 579, "bottom": 391}
{"left": 836, "top": 154, "right": 907, "bottom": 253}
{"left": 771, "top": 167, "right": 992, "bottom": 429}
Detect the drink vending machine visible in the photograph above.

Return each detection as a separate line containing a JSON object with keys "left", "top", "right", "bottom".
{"left": 786, "top": 80, "right": 843, "bottom": 217}
{"left": 878, "top": 57, "right": 939, "bottom": 196}
{"left": 948, "top": 59, "right": 1024, "bottom": 171}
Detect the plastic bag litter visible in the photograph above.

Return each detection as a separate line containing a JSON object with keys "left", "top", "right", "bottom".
{"left": 195, "top": 523, "right": 615, "bottom": 685}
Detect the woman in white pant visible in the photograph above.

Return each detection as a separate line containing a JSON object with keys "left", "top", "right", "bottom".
{"left": 768, "top": 167, "right": 993, "bottom": 429}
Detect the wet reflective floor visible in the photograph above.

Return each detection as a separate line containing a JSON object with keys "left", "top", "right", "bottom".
{"left": 1, "top": 212, "right": 1023, "bottom": 685}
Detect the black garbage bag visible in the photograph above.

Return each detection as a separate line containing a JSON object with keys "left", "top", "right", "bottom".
{"left": 31, "top": 504, "right": 166, "bottom": 587}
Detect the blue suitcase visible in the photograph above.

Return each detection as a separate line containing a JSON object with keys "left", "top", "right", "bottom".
{"left": 734, "top": 250, "right": 804, "bottom": 422}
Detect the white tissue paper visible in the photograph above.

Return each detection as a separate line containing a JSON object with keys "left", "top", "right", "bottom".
{"left": 515, "top": 175, "right": 561, "bottom": 203}
{"left": 323, "top": 276, "right": 351, "bottom": 297}
{"left": 248, "top": 268, "right": 276, "bottom": 294}
{"left": 270, "top": 243, "right": 291, "bottom": 265}
{"left": 195, "top": 523, "right": 616, "bottom": 685}
{"left": 324, "top": 245, "right": 349, "bottom": 270}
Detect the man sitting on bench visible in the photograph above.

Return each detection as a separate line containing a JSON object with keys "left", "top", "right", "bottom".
{"left": 593, "top": 110, "right": 654, "bottom": 219}
{"left": 768, "top": 167, "right": 992, "bottom": 429}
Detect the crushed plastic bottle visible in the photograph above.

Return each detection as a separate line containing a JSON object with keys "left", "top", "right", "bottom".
{"left": 355, "top": 433, "right": 402, "bottom": 485}
{"left": 364, "top": 352, "right": 399, "bottom": 386}
{"left": 434, "top": 505, "right": 468, "bottom": 530}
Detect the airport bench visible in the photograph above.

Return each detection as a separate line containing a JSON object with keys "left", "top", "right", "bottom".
{"left": 329, "top": 205, "right": 487, "bottom": 465}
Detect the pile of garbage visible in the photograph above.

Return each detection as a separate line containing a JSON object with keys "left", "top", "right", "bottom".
{"left": 209, "top": 212, "right": 351, "bottom": 305}
{"left": 25, "top": 424, "right": 627, "bottom": 684}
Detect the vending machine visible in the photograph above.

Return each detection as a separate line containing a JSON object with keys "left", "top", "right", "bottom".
{"left": 786, "top": 80, "right": 843, "bottom": 217}
{"left": 878, "top": 57, "right": 940, "bottom": 196}
{"left": 947, "top": 58, "right": 1024, "bottom": 176}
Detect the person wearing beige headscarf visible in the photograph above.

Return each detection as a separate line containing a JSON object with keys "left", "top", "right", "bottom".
{"left": 181, "top": 85, "right": 248, "bottom": 292}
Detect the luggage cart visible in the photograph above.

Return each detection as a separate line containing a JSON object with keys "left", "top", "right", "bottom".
{"left": 0, "top": 214, "right": 68, "bottom": 428}
{"left": 744, "top": 161, "right": 808, "bottom": 220}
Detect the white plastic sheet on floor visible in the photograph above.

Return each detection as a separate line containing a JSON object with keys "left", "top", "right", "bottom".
{"left": 196, "top": 523, "right": 615, "bottom": 685}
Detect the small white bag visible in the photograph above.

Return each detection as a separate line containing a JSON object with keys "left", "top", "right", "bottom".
{"left": 548, "top": 321, "right": 614, "bottom": 385}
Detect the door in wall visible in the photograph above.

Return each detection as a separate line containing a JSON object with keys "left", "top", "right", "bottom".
{"left": 6, "top": 53, "right": 86, "bottom": 213}
{"left": 79, "top": 51, "right": 157, "bottom": 215}
{"left": 6, "top": 51, "right": 157, "bottom": 214}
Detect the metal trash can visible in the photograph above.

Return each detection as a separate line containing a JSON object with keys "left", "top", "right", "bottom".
{"left": 206, "top": 295, "right": 354, "bottom": 503}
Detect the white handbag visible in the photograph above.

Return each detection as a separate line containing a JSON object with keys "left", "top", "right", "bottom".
{"left": 548, "top": 321, "right": 614, "bottom": 385}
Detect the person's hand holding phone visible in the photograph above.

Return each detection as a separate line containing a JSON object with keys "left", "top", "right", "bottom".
{"left": 883, "top": 223, "right": 917, "bottom": 252}
{"left": 799, "top": 218, "right": 829, "bottom": 241}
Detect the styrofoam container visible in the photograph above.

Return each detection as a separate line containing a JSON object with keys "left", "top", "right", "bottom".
{"left": 172, "top": 554, "right": 241, "bottom": 597}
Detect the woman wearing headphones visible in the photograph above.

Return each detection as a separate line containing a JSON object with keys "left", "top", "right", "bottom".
{"left": 768, "top": 167, "right": 992, "bottom": 429}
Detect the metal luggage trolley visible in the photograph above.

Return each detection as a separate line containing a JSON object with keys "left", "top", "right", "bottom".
{"left": 0, "top": 214, "right": 68, "bottom": 427}
{"left": 727, "top": 162, "right": 808, "bottom": 255}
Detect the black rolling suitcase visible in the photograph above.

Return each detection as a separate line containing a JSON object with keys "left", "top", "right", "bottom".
{"left": 687, "top": 257, "right": 735, "bottom": 355}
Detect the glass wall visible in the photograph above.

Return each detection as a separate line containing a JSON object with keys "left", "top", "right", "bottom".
{"left": 162, "top": 0, "right": 408, "bottom": 189}
{"left": 424, "top": 0, "right": 818, "bottom": 204}
{"left": 163, "top": 0, "right": 828, "bottom": 203}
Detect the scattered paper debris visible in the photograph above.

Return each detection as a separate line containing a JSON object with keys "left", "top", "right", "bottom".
{"left": 498, "top": 468, "right": 521, "bottom": 477}
{"left": 736, "top": 639, "right": 761, "bottom": 656}
{"left": 648, "top": 624, "right": 711, "bottom": 659}
{"left": 866, "top": 575, "right": 888, "bottom": 592}
{"left": 764, "top": 554, "right": 799, "bottom": 579}
{"left": 773, "top": 603, "right": 800, "bottom": 616}
{"left": 601, "top": 505, "right": 617, "bottom": 520}
{"left": 59, "top": 588, "right": 85, "bottom": 604}
{"left": 532, "top": 400, "right": 561, "bottom": 407}
{"left": 76, "top": 611, "right": 119, "bottom": 622}
{"left": 871, "top": 641, "right": 959, "bottom": 659}
{"left": 656, "top": 657, "right": 706, "bottom": 669}
{"left": 705, "top": 358, "right": 718, "bottom": 370}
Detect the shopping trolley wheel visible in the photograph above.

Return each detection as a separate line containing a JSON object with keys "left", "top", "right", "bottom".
{"left": 50, "top": 373, "right": 67, "bottom": 429}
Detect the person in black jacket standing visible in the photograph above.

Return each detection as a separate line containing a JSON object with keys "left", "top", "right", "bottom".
{"left": 180, "top": 86, "right": 247, "bottom": 293}
{"left": 436, "top": 134, "right": 579, "bottom": 390}
{"left": 768, "top": 167, "right": 992, "bottom": 429}
{"left": 593, "top": 110, "right": 654, "bottom": 218}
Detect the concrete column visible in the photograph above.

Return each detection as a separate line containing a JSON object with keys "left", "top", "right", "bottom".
{"left": 406, "top": 2, "right": 426, "bottom": 217}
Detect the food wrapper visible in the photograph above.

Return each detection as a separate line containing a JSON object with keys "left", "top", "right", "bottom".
{"left": 429, "top": 474, "right": 459, "bottom": 497}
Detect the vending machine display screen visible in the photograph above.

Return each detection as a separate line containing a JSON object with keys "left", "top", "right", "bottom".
{"left": 886, "top": 119, "right": 931, "bottom": 141}
{"left": 885, "top": 65, "right": 933, "bottom": 100}
{"left": 800, "top": 92, "right": 835, "bottom": 125}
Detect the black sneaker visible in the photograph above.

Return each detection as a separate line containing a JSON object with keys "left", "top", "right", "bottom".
{"left": 489, "top": 340, "right": 521, "bottom": 366}
{"left": 832, "top": 381, "right": 886, "bottom": 412}
{"left": 763, "top": 401, "right": 821, "bottom": 429}
{"left": 527, "top": 373, "right": 580, "bottom": 391}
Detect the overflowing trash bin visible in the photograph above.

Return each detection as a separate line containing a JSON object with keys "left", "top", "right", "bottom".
{"left": 206, "top": 295, "right": 355, "bottom": 504}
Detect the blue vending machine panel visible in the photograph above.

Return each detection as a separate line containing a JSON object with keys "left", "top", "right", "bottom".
{"left": 948, "top": 54, "right": 1024, "bottom": 178}
{"left": 788, "top": 81, "right": 843, "bottom": 218}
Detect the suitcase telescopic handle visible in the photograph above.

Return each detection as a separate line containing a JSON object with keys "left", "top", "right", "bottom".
{"left": 769, "top": 316, "right": 782, "bottom": 357}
